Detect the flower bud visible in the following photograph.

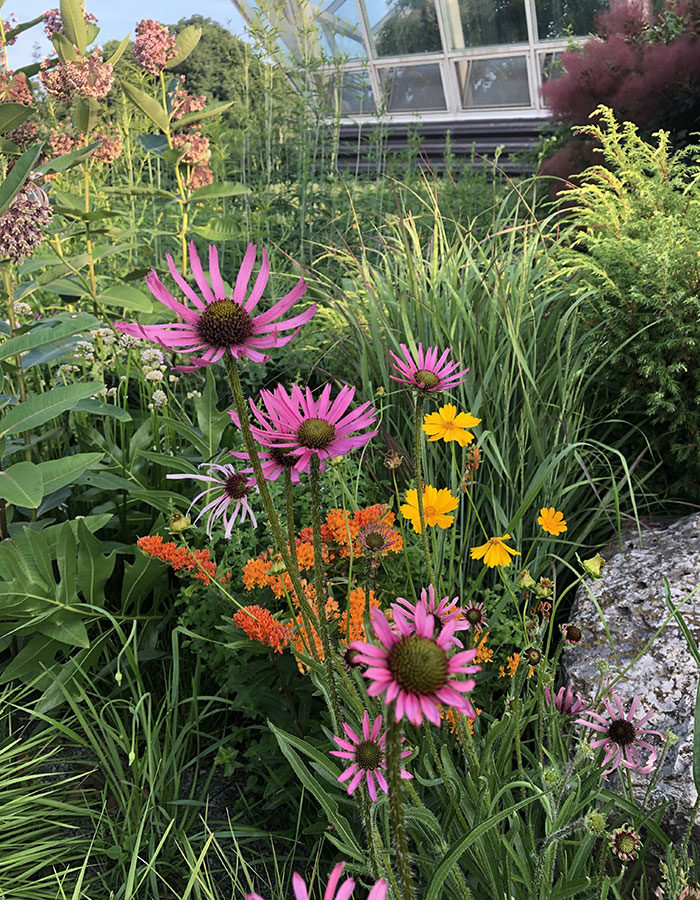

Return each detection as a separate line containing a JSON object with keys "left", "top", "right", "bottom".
{"left": 585, "top": 810, "right": 606, "bottom": 835}
{"left": 384, "top": 449, "right": 403, "bottom": 470}
{"left": 169, "top": 512, "right": 190, "bottom": 533}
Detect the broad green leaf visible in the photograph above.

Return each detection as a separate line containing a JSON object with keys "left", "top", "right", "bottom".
{"left": 0, "top": 382, "right": 104, "bottom": 438}
{"left": 74, "top": 98, "right": 100, "bottom": 135}
{"left": 0, "top": 313, "right": 98, "bottom": 362}
{"left": 188, "top": 181, "right": 250, "bottom": 202}
{"left": 86, "top": 22, "right": 99, "bottom": 43}
{"left": 73, "top": 399, "right": 132, "bottom": 422}
{"left": 0, "top": 461, "right": 44, "bottom": 508}
{"left": 172, "top": 100, "right": 234, "bottom": 131}
{"left": 76, "top": 519, "right": 115, "bottom": 605}
{"left": 56, "top": 522, "right": 77, "bottom": 612}
{"left": 134, "top": 133, "right": 171, "bottom": 157}
{"left": 166, "top": 25, "right": 201, "bottom": 68}
{"left": 96, "top": 284, "right": 153, "bottom": 312}
{"left": 190, "top": 216, "right": 240, "bottom": 242}
{"left": 0, "top": 103, "right": 34, "bottom": 136}
{"left": 37, "top": 452, "right": 104, "bottom": 495}
{"left": 5, "top": 14, "right": 44, "bottom": 42}
{"left": 195, "top": 367, "right": 230, "bottom": 458}
{"left": 0, "top": 634, "right": 61, "bottom": 685}
{"left": 122, "top": 549, "right": 163, "bottom": 609}
{"left": 0, "top": 142, "right": 44, "bottom": 217}
{"left": 37, "top": 142, "right": 99, "bottom": 175}
{"left": 106, "top": 33, "right": 130, "bottom": 66}
{"left": 121, "top": 82, "right": 169, "bottom": 133}
{"left": 60, "top": 0, "right": 87, "bottom": 52}
{"left": 51, "top": 31, "right": 78, "bottom": 61}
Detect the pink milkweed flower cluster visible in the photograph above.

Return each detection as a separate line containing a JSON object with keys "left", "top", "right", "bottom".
{"left": 115, "top": 241, "right": 315, "bottom": 370}
{"left": 0, "top": 182, "right": 52, "bottom": 263}
{"left": 93, "top": 124, "right": 122, "bottom": 164}
{"left": 393, "top": 584, "right": 469, "bottom": 649}
{"left": 39, "top": 59, "right": 73, "bottom": 102}
{"left": 63, "top": 50, "right": 114, "bottom": 99}
{"left": 42, "top": 7, "right": 98, "bottom": 38}
{"left": 330, "top": 710, "right": 412, "bottom": 801}
{"left": 133, "top": 18, "right": 177, "bottom": 74}
{"left": 350, "top": 596, "right": 480, "bottom": 727}
{"left": 166, "top": 463, "right": 256, "bottom": 538}
{"left": 576, "top": 691, "right": 662, "bottom": 777}
{"left": 235, "top": 384, "right": 377, "bottom": 476}
{"left": 544, "top": 684, "right": 590, "bottom": 717}
{"left": 172, "top": 130, "right": 210, "bottom": 166}
{"left": 247, "top": 862, "right": 387, "bottom": 900}
{"left": 389, "top": 343, "right": 469, "bottom": 393}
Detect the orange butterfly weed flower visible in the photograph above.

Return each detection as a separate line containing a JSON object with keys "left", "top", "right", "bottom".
{"left": 233, "top": 605, "right": 293, "bottom": 654}
{"left": 137, "top": 535, "right": 217, "bottom": 585}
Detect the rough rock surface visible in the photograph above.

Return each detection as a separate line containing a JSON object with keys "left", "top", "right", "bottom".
{"left": 562, "top": 513, "right": 700, "bottom": 839}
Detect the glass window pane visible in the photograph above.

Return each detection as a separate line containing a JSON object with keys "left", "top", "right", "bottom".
{"left": 364, "top": 0, "right": 442, "bottom": 57}
{"left": 441, "top": 0, "right": 528, "bottom": 50}
{"left": 534, "top": 0, "right": 608, "bottom": 40}
{"left": 326, "top": 70, "right": 377, "bottom": 113}
{"left": 317, "top": 0, "right": 368, "bottom": 60}
{"left": 455, "top": 55, "right": 530, "bottom": 108}
{"left": 379, "top": 63, "right": 446, "bottom": 111}
{"left": 539, "top": 50, "right": 562, "bottom": 84}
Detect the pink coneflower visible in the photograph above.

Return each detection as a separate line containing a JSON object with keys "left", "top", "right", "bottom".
{"left": 609, "top": 824, "right": 641, "bottom": 862}
{"left": 461, "top": 599, "right": 488, "bottom": 631}
{"left": 247, "top": 862, "right": 387, "bottom": 900}
{"left": 167, "top": 463, "right": 256, "bottom": 538}
{"left": 357, "top": 521, "right": 400, "bottom": 554}
{"left": 350, "top": 600, "right": 480, "bottom": 727}
{"left": 230, "top": 446, "right": 303, "bottom": 484}
{"left": 544, "top": 684, "right": 590, "bottom": 717}
{"left": 576, "top": 692, "right": 662, "bottom": 777}
{"left": 115, "top": 242, "right": 314, "bottom": 370}
{"left": 330, "top": 710, "right": 411, "bottom": 802}
{"left": 389, "top": 343, "right": 469, "bottom": 393}
{"left": 393, "top": 584, "right": 468, "bottom": 648}
{"left": 235, "top": 383, "right": 377, "bottom": 474}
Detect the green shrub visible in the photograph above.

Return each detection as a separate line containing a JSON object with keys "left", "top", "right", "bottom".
{"left": 555, "top": 107, "right": 700, "bottom": 495}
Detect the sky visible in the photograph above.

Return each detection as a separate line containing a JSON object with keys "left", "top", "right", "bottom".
{"left": 7, "top": 0, "right": 248, "bottom": 69}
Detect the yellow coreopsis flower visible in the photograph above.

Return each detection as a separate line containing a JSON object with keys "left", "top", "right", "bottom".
{"left": 422, "top": 404, "right": 481, "bottom": 447}
{"left": 537, "top": 507, "right": 567, "bottom": 536}
{"left": 470, "top": 534, "right": 521, "bottom": 568}
{"left": 400, "top": 485, "right": 459, "bottom": 533}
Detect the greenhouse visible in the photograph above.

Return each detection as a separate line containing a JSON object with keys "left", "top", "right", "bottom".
{"left": 234, "top": 0, "right": 609, "bottom": 121}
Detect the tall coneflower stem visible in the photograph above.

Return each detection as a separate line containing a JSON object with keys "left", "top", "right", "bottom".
{"left": 309, "top": 453, "right": 342, "bottom": 731}
{"left": 360, "top": 786, "right": 381, "bottom": 881}
{"left": 386, "top": 705, "right": 416, "bottom": 900}
{"left": 414, "top": 394, "right": 434, "bottom": 587}
{"left": 283, "top": 468, "right": 315, "bottom": 656}
{"left": 224, "top": 356, "right": 320, "bottom": 661}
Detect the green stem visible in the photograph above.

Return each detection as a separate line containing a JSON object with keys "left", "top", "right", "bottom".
{"left": 361, "top": 786, "right": 381, "bottom": 881}
{"left": 284, "top": 469, "right": 315, "bottom": 656}
{"left": 425, "top": 725, "right": 470, "bottom": 833}
{"left": 414, "top": 394, "right": 434, "bottom": 587}
{"left": 224, "top": 356, "right": 320, "bottom": 660}
{"left": 2, "top": 266, "right": 32, "bottom": 469}
{"left": 387, "top": 705, "right": 416, "bottom": 900}
{"left": 309, "top": 453, "right": 342, "bottom": 731}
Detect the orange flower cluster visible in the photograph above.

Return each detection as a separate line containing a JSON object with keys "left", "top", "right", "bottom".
{"left": 137, "top": 535, "right": 217, "bottom": 585}
{"left": 474, "top": 631, "right": 494, "bottom": 664}
{"left": 242, "top": 505, "right": 401, "bottom": 599}
{"left": 498, "top": 652, "right": 534, "bottom": 679}
{"left": 233, "top": 605, "right": 293, "bottom": 654}
{"left": 292, "top": 584, "right": 341, "bottom": 667}
{"left": 338, "top": 587, "right": 380, "bottom": 643}
{"left": 443, "top": 706, "right": 482, "bottom": 737}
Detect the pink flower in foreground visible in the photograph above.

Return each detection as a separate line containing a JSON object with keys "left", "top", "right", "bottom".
{"left": 576, "top": 692, "right": 662, "bottom": 777}
{"left": 233, "top": 383, "right": 377, "bottom": 474}
{"left": 393, "top": 584, "right": 468, "bottom": 648}
{"left": 350, "top": 599, "right": 480, "bottom": 727}
{"left": 166, "top": 462, "right": 256, "bottom": 537}
{"left": 133, "top": 18, "right": 177, "bottom": 74}
{"left": 544, "top": 684, "right": 590, "bottom": 717}
{"left": 330, "top": 710, "right": 411, "bottom": 802}
{"left": 230, "top": 445, "right": 303, "bottom": 484}
{"left": 115, "top": 242, "right": 314, "bottom": 371}
{"left": 246, "top": 862, "right": 387, "bottom": 900}
{"left": 389, "top": 343, "right": 468, "bottom": 393}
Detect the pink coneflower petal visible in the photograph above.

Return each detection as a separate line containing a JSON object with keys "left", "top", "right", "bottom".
{"left": 166, "top": 462, "right": 256, "bottom": 536}
{"left": 389, "top": 343, "right": 469, "bottom": 393}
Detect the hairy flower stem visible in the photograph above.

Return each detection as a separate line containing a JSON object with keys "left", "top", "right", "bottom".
{"left": 309, "top": 453, "right": 342, "bottom": 731}
{"left": 414, "top": 394, "right": 434, "bottom": 587}
{"left": 361, "top": 786, "right": 381, "bottom": 881}
{"left": 386, "top": 705, "right": 416, "bottom": 900}
{"left": 284, "top": 469, "right": 315, "bottom": 656}
{"left": 223, "top": 356, "right": 320, "bottom": 659}
{"left": 2, "top": 266, "right": 32, "bottom": 468}
{"left": 425, "top": 725, "right": 470, "bottom": 833}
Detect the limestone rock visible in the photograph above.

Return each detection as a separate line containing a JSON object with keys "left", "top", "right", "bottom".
{"left": 562, "top": 513, "right": 700, "bottom": 839}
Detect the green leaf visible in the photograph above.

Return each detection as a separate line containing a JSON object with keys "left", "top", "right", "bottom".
{"left": 106, "top": 33, "right": 131, "bottom": 66}
{"left": 60, "top": 0, "right": 87, "bottom": 52}
{"left": 188, "top": 181, "right": 250, "bottom": 202}
{"left": 73, "top": 399, "right": 132, "bottom": 422}
{"left": 86, "top": 22, "right": 99, "bottom": 44}
{"left": 96, "top": 284, "right": 153, "bottom": 312}
{"left": 166, "top": 25, "right": 202, "bottom": 68}
{"left": 15, "top": 61, "right": 42, "bottom": 78}
{"left": 0, "top": 634, "right": 61, "bottom": 685}
{"left": 36, "top": 142, "right": 100, "bottom": 176}
{"left": 0, "top": 142, "right": 44, "bottom": 217}
{"left": 51, "top": 31, "right": 78, "bottom": 61}
{"left": 0, "top": 103, "right": 34, "bottom": 136}
{"left": 0, "top": 382, "right": 105, "bottom": 439}
{"left": 0, "top": 461, "right": 44, "bottom": 508}
{"left": 76, "top": 519, "right": 115, "bottom": 605}
{"left": 134, "top": 133, "right": 171, "bottom": 157}
{"left": 122, "top": 549, "right": 163, "bottom": 609}
{"left": 74, "top": 98, "right": 100, "bottom": 135}
{"left": 37, "top": 452, "right": 104, "bottom": 495}
{"left": 56, "top": 522, "right": 77, "bottom": 610}
{"left": 195, "top": 367, "right": 230, "bottom": 459}
{"left": 121, "top": 82, "right": 170, "bottom": 133}
{"left": 172, "top": 100, "right": 234, "bottom": 130}
{"left": 190, "top": 216, "right": 240, "bottom": 242}
{"left": 0, "top": 313, "right": 98, "bottom": 362}
{"left": 5, "top": 14, "right": 44, "bottom": 43}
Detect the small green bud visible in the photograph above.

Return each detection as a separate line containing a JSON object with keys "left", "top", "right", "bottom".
{"left": 543, "top": 766, "right": 558, "bottom": 787}
{"left": 581, "top": 553, "right": 605, "bottom": 579}
{"left": 585, "top": 810, "right": 607, "bottom": 835}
